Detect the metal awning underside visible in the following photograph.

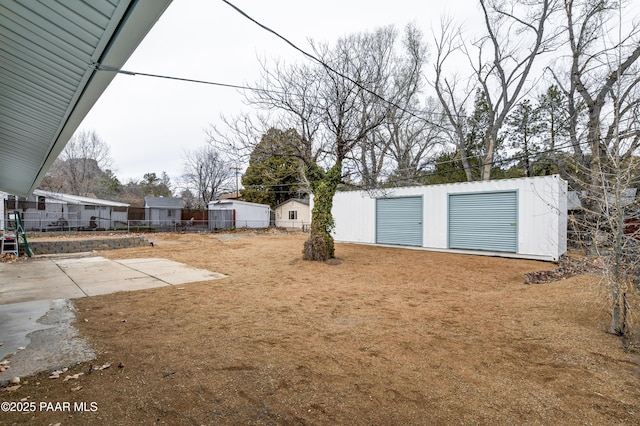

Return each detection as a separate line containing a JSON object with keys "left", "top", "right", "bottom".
{"left": 0, "top": 0, "right": 171, "bottom": 196}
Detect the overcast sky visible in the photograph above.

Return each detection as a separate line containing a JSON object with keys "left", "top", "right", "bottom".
{"left": 79, "top": 0, "right": 479, "bottom": 187}
{"left": 78, "top": 0, "right": 637, "bottom": 189}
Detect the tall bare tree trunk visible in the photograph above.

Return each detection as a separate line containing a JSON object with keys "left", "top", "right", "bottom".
{"left": 481, "top": 134, "right": 496, "bottom": 181}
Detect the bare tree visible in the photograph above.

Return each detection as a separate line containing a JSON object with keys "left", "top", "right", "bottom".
{"left": 385, "top": 97, "right": 448, "bottom": 185}
{"left": 431, "top": 17, "right": 478, "bottom": 182}
{"left": 432, "top": 0, "right": 560, "bottom": 181}
{"left": 551, "top": 0, "right": 640, "bottom": 337}
{"left": 39, "top": 129, "right": 112, "bottom": 196}
{"left": 349, "top": 24, "right": 439, "bottom": 188}
{"left": 560, "top": 0, "right": 640, "bottom": 182}
{"left": 211, "top": 26, "right": 423, "bottom": 260}
{"left": 182, "top": 146, "right": 234, "bottom": 208}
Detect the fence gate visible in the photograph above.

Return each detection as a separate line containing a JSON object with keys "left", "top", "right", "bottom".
{"left": 209, "top": 209, "right": 235, "bottom": 229}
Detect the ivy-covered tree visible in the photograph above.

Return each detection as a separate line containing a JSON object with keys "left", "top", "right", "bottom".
{"left": 213, "top": 25, "right": 424, "bottom": 261}
{"left": 241, "top": 128, "right": 306, "bottom": 209}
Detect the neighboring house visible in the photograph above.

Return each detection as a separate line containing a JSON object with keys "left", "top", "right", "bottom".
{"left": 328, "top": 175, "right": 568, "bottom": 261}
{"left": 275, "top": 198, "right": 310, "bottom": 230}
{"left": 144, "top": 196, "right": 184, "bottom": 227}
{"left": 2, "top": 190, "right": 129, "bottom": 231}
{"left": 0, "top": 192, "right": 8, "bottom": 230}
{"left": 208, "top": 200, "right": 271, "bottom": 229}
{"left": 218, "top": 191, "right": 241, "bottom": 201}
{"left": 566, "top": 188, "right": 640, "bottom": 245}
{"left": 568, "top": 188, "right": 638, "bottom": 211}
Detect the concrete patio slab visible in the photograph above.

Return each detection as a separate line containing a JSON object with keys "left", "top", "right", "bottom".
{"left": 0, "top": 258, "right": 85, "bottom": 305}
{"left": 80, "top": 275, "right": 169, "bottom": 297}
{"left": 0, "top": 284, "right": 86, "bottom": 305}
{"left": 116, "top": 258, "right": 227, "bottom": 285}
{"left": 52, "top": 256, "right": 169, "bottom": 296}
{"left": 0, "top": 255, "right": 227, "bottom": 385}
{"left": 0, "top": 299, "right": 95, "bottom": 385}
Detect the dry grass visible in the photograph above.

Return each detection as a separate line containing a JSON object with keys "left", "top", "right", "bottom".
{"left": 3, "top": 232, "right": 640, "bottom": 425}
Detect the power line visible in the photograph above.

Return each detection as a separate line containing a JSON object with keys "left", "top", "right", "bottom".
{"left": 92, "top": 4, "right": 586, "bottom": 136}
{"left": 91, "top": 63, "right": 281, "bottom": 93}
{"left": 241, "top": 138, "right": 592, "bottom": 191}
{"left": 347, "top": 138, "right": 594, "bottom": 188}
{"left": 219, "top": 0, "right": 449, "bottom": 125}
{"left": 93, "top": 2, "right": 615, "bottom": 191}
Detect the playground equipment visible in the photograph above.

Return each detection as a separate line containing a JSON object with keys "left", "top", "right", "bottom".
{"left": 1, "top": 211, "right": 32, "bottom": 257}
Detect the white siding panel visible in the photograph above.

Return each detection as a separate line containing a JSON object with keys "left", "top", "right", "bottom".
{"left": 331, "top": 191, "right": 376, "bottom": 243}
{"left": 331, "top": 175, "right": 568, "bottom": 261}
{"left": 275, "top": 200, "right": 310, "bottom": 229}
{"left": 209, "top": 201, "right": 270, "bottom": 228}
{"left": 235, "top": 204, "right": 270, "bottom": 228}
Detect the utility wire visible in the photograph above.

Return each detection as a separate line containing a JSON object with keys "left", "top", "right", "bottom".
{"left": 93, "top": 1, "right": 607, "bottom": 189}
{"left": 244, "top": 137, "right": 593, "bottom": 191}
{"left": 219, "top": 0, "right": 448, "bottom": 125}
{"left": 92, "top": 2, "right": 587, "bottom": 134}
{"left": 91, "top": 63, "right": 280, "bottom": 93}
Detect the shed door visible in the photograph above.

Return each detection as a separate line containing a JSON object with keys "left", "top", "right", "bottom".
{"left": 448, "top": 191, "right": 518, "bottom": 253}
{"left": 376, "top": 196, "right": 423, "bottom": 246}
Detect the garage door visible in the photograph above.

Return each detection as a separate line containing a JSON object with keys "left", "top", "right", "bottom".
{"left": 376, "top": 196, "right": 423, "bottom": 246}
{"left": 448, "top": 191, "right": 518, "bottom": 252}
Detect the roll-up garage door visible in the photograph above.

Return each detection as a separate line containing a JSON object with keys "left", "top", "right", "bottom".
{"left": 376, "top": 196, "right": 423, "bottom": 246}
{"left": 448, "top": 191, "right": 518, "bottom": 252}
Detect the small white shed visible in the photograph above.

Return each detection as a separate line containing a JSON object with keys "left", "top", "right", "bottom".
{"left": 329, "top": 175, "right": 568, "bottom": 261}
{"left": 144, "top": 196, "right": 183, "bottom": 227}
{"left": 208, "top": 200, "right": 271, "bottom": 229}
{"left": 275, "top": 198, "right": 310, "bottom": 230}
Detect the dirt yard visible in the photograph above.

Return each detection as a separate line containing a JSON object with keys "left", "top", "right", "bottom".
{"left": 3, "top": 232, "right": 640, "bottom": 425}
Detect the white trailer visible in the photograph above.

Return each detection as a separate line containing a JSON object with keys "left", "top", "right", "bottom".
{"left": 329, "top": 175, "right": 567, "bottom": 261}
{"left": 208, "top": 200, "right": 271, "bottom": 229}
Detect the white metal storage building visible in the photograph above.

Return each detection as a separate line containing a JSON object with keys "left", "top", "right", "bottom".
{"left": 208, "top": 200, "right": 271, "bottom": 229}
{"left": 330, "top": 175, "right": 567, "bottom": 261}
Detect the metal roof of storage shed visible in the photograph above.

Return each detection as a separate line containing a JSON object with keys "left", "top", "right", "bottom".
{"left": 0, "top": 0, "right": 171, "bottom": 196}
{"left": 144, "top": 196, "right": 183, "bottom": 209}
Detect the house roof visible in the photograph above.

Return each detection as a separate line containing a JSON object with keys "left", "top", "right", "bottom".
{"left": 34, "top": 189, "right": 129, "bottom": 207}
{"left": 144, "top": 196, "right": 183, "bottom": 209}
{"left": 0, "top": 0, "right": 172, "bottom": 197}
{"left": 209, "top": 199, "right": 271, "bottom": 209}
{"left": 275, "top": 198, "right": 310, "bottom": 209}
{"left": 218, "top": 191, "right": 241, "bottom": 200}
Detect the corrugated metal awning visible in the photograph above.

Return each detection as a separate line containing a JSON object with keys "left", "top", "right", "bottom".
{"left": 0, "top": 0, "right": 171, "bottom": 196}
